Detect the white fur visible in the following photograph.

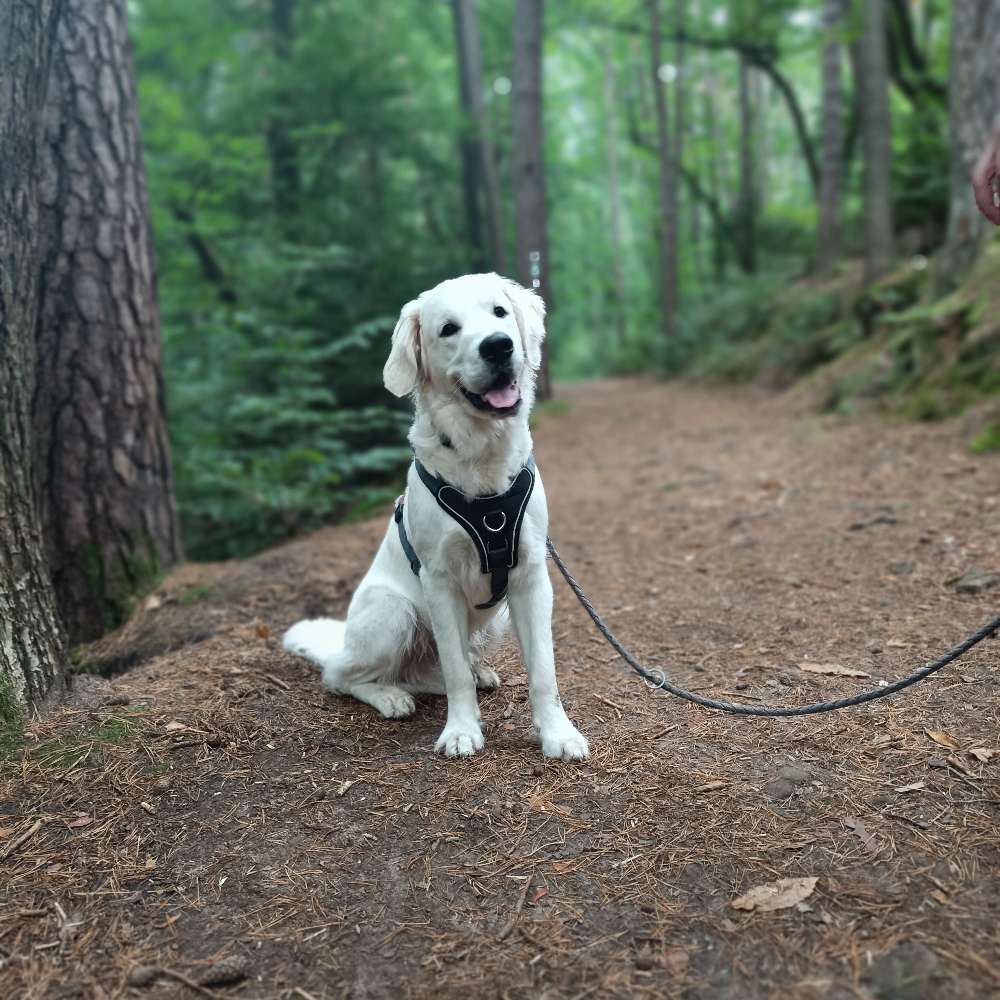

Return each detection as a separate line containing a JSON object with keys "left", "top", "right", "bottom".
{"left": 284, "top": 273, "right": 588, "bottom": 760}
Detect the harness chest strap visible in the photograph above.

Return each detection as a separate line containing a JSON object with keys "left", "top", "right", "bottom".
{"left": 394, "top": 456, "right": 536, "bottom": 610}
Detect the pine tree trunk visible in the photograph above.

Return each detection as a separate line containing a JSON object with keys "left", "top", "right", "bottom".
{"left": 937, "top": 0, "right": 1000, "bottom": 287}
{"left": 860, "top": 0, "right": 895, "bottom": 283}
{"left": 452, "top": 0, "right": 506, "bottom": 272}
{"left": 602, "top": 38, "right": 627, "bottom": 347}
{"left": 737, "top": 54, "right": 757, "bottom": 274}
{"left": 33, "top": 0, "right": 181, "bottom": 644}
{"left": 267, "top": 0, "right": 300, "bottom": 223}
{"left": 451, "top": 0, "right": 486, "bottom": 270}
{"left": 670, "top": 0, "right": 685, "bottom": 301}
{"left": 701, "top": 54, "right": 728, "bottom": 279}
{"left": 818, "top": 0, "right": 846, "bottom": 272}
{"left": 648, "top": 0, "right": 677, "bottom": 340}
{"left": 512, "top": 0, "right": 551, "bottom": 399}
{"left": 0, "top": 0, "right": 67, "bottom": 723}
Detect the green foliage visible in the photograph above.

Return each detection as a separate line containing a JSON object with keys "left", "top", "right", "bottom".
{"left": 969, "top": 421, "right": 1000, "bottom": 454}
{"left": 128, "top": 0, "right": 984, "bottom": 561}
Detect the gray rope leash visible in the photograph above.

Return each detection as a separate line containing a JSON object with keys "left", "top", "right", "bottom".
{"left": 547, "top": 540, "right": 1000, "bottom": 717}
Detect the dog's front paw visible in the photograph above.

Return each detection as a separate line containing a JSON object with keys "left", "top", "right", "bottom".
{"left": 539, "top": 722, "right": 590, "bottom": 761}
{"left": 472, "top": 663, "right": 501, "bottom": 691}
{"left": 435, "top": 723, "right": 485, "bottom": 758}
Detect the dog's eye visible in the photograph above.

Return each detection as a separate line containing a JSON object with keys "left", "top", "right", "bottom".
{"left": 493, "top": 306, "right": 508, "bottom": 318}
{"left": 440, "top": 322, "right": 460, "bottom": 338}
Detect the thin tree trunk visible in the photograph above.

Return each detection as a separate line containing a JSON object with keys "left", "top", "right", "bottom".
{"left": 701, "top": 53, "right": 728, "bottom": 279}
{"left": 602, "top": 38, "right": 627, "bottom": 346}
{"left": 267, "top": 0, "right": 300, "bottom": 224}
{"left": 671, "top": 0, "right": 685, "bottom": 300}
{"left": 512, "top": 0, "right": 551, "bottom": 398}
{"left": 860, "top": 0, "right": 894, "bottom": 283}
{"left": 451, "top": 0, "right": 486, "bottom": 269}
{"left": 452, "top": 0, "right": 506, "bottom": 272}
{"left": 648, "top": 0, "right": 677, "bottom": 340}
{"left": 753, "top": 70, "right": 768, "bottom": 214}
{"left": 34, "top": 0, "right": 181, "bottom": 643}
{"left": 817, "top": 0, "right": 846, "bottom": 272}
{"left": 0, "top": 0, "right": 67, "bottom": 723}
{"left": 937, "top": 0, "right": 1000, "bottom": 287}
{"left": 737, "top": 54, "right": 757, "bottom": 274}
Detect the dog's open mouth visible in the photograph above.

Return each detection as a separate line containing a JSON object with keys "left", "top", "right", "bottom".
{"left": 460, "top": 379, "right": 522, "bottom": 417}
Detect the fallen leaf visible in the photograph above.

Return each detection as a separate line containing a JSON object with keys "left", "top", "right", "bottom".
{"left": 695, "top": 781, "right": 727, "bottom": 793}
{"left": 844, "top": 817, "right": 879, "bottom": 855}
{"left": 731, "top": 876, "right": 818, "bottom": 912}
{"left": 163, "top": 721, "right": 188, "bottom": 733}
{"left": 143, "top": 594, "right": 163, "bottom": 611}
{"left": 925, "top": 730, "right": 961, "bottom": 751}
{"left": 968, "top": 748, "right": 996, "bottom": 763}
{"left": 68, "top": 814, "right": 93, "bottom": 828}
{"left": 799, "top": 662, "right": 870, "bottom": 678}
{"left": 894, "top": 781, "right": 925, "bottom": 793}
{"left": 886, "top": 638, "right": 907, "bottom": 648}
{"left": 529, "top": 888, "right": 548, "bottom": 905}
{"left": 255, "top": 623, "right": 270, "bottom": 640}
{"left": 335, "top": 779, "right": 356, "bottom": 798}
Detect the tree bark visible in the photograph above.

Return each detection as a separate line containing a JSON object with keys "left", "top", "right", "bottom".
{"left": 34, "top": 0, "right": 181, "bottom": 643}
{"left": 602, "top": 38, "right": 627, "bottom": 346}
{"left": 512, "top": 0, "right": 551, "bottom": 398}
{"left": 452, "top": 0, "right": 506, "bottom": 272}
{"left": 860, "top": 0, "right": 895, "bottom": 283}
{"left": 671, "top": 0, "right": 685, "bottom": 295}
{"left": 452, "top": 0, "right": 486, "bottom": 270}
{"left": 817, "top": 0, "right": 846, "bottom": 272}
{"left": 0, "top": 0, "right": 67, "bottom": 723}
{"left": 648, "top": 0, "right": 677, "bottom": 340}
{"left": 736, "top": 54, "right": 757, "bottom": 274}
{"left": 936, "top": 0, "right": 1000, "bottom": 287}
{"left": 267, "top": 0, "right": 300, "bottom": 224}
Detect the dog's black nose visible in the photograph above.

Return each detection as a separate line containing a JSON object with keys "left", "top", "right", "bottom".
{"left": 479, "top": 333, "right": 514, "bottom": 365}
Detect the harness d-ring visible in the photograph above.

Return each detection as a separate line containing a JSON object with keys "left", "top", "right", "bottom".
{"left": 483, "top": 511, "right": 507, "bottom": 533}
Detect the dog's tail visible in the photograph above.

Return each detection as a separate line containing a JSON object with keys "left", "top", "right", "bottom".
{"left": 282, "top": 618, "right": 347, "bottom": 667}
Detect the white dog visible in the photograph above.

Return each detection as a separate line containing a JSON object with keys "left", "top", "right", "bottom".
{"left": 283, "top": 273, "right": 589, "bottom": 760}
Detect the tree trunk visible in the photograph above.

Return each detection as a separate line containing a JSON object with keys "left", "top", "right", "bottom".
{"left": 451, "top": 0, "right": 486, "bottom": 269}
{"left": 736, "top": 54, "right": 757, "bottom": 274}
{"left": 602, "top": 38, "right": 627, "bottom": 346}
{"left": 648, "top": 0, "right": 677, "bottom": 340}
{"left": 267, "top": 0, "right": 300, "bottom": 224}
{"left": 671, "top": 0, "right": 685, "bottom": 298}
{"left": 937, "top": 0, "right": 1000, "bottom": 287}
{"left": 860, "top": 0, "right": 895, "bottom": 283}
{"left": 0, "top": 0, "right": 67, "bottom": 724}
{"left": 701, "top": 54, "right": 728, "bottom": 279}
{"left": 34, "top": 0, "right": 181, "bottom": 644}
{"left": 452, "top": 0, "right": 506, "bottom": 272}
{"left": 817, "top": 0, "right": 846, "bottom": 272}
{"left": 512, "top": 0, "right": 551, "bottom": 398}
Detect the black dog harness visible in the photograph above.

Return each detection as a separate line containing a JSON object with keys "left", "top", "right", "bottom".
{"left": 394, "top": 456, "right": 536, "bottom": 610}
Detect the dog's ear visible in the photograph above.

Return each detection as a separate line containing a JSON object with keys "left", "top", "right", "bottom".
{"left": 383, "top": 298, "right": 422, "bottom": 397}
{"left": 503, "top": 278, "right": 546, "bottom": 371}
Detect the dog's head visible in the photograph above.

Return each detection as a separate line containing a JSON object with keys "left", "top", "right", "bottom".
{"left": 383, "top": 273, "right": 545, "bottom": 420}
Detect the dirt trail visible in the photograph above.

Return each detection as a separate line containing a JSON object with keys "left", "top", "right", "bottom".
{"left": 3, "top": 379, "right": 999, "bottom": 1000}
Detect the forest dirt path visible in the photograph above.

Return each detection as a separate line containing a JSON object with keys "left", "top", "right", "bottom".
{"left": 3, "top": 379, "right": 999, "bottom": 1000}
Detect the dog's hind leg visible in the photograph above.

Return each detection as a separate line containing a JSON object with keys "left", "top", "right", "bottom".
{"left": 317, "top": 588, "right": 419, "bottom": 719}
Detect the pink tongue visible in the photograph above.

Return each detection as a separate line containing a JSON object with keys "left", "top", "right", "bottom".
{"left": 483, "top": 383, "right": 520, "bottom": 409}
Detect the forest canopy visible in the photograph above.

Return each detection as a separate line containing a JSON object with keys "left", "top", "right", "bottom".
{"left": 129, "top": 0, "right": 997, "bottom": 560}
